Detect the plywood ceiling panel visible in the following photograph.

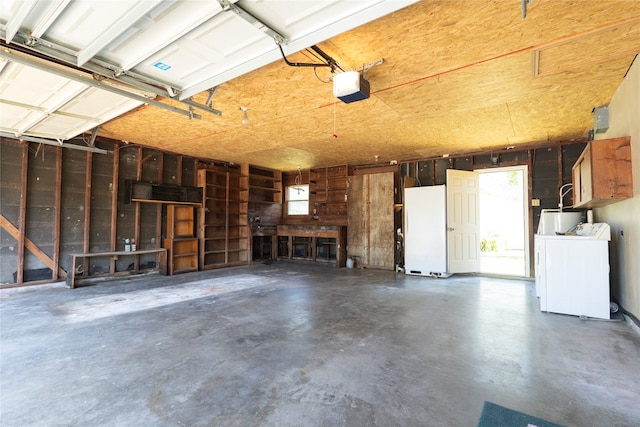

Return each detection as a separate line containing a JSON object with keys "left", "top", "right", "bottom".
{"left": 2, "top": 0, "right": 638, "bottom": 169}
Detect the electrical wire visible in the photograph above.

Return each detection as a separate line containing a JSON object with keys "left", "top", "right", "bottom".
{"left": 313, "top": 66, "right": 332, "bottom": 83}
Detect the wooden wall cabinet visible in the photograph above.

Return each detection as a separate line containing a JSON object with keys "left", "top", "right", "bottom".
{"left": 572, "top": 136, "right": 632, "bottom": 208}
{"left": 164, "top": 205, "right": 198, "bottom": 275}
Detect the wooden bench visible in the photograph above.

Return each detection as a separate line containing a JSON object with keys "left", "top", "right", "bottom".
{"left": 66, "top": 249, "right": 167, "bottom": 289}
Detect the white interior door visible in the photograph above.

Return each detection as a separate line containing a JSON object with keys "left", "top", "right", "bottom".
{"left": 446, "top": 169, "right": 480, "bottom": 273}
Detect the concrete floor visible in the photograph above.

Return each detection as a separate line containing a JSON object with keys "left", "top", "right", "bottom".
{"left": 1, "top": 263, "right": 639, "bottom": 427}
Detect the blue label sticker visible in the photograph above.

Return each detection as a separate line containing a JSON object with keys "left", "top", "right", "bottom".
{"left": 153, "top": 62, "right": 171, "bottom": 71}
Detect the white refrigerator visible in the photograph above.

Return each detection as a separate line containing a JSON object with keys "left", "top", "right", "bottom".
{"left": 404, "top": 185, "right": 449, "bottom": 277}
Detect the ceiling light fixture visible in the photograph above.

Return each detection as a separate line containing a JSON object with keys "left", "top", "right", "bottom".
{"left": 240, "top": 107, "right": 249, "bottom": 125}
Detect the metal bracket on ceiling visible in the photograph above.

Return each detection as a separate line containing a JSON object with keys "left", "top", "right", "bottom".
{"left": 185, "top": 98, "right": 222, "bottom": 116}
{"left": 219, "top": 0, "right": 287, "bottom": 45}
{"left": 88, "top": 126, "right": 99, "bottom": 147}
{"left": 354, "top": 58, "right": 384, "bottom": 77}
{"left": 205, "top": 87, "right": 218, "bottom": 108}
{"left": 1, "top": 131, "right": 109, "bottom": 154}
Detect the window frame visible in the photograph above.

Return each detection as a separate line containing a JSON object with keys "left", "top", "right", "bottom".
{"left": 286, "top": 184, "right": 310, "bottom": 216}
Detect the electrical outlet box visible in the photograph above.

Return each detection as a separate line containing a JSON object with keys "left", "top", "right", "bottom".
{"left": 593, "top": 106, "right": 609, "bottom": 134}
{"left": 531, "top": 199, "right": 540, "bottom": 206}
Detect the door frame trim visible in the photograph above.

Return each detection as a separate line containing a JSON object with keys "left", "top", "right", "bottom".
{"left": 476, "top": 165, "right": 530, "bottom": 277}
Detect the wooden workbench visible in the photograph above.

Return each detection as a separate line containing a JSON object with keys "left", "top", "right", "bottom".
{"left": 66, "top": 248, "right": 167, "bottom": 288}
{"left": 276, "top": 225, "right": 346, "bottom": 267}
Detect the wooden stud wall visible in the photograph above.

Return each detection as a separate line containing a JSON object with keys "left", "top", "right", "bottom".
{"left": 0, "top": 135, "right": 591, "bottom": 285}
{"left": 0, "top": 137, "right": 200, "bottom": 287}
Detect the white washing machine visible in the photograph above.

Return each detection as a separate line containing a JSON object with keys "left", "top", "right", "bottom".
{"left": 534, "top": 223, "right": 611, "bottom": 319}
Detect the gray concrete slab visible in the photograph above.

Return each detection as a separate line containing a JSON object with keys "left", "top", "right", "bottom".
{"left": 1, "top": 263, "right": 639, "bottom": 426}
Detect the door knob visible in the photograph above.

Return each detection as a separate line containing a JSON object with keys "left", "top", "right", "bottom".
{"left": 447, "top": 227, "right": 454, "bottom": 231}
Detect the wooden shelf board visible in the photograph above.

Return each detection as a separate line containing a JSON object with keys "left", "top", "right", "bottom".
{"left": 250, "top": 185, "right": 281, "bottom": 192}
{"left": 249, "top": 200, "right": 280, "bottom": 205}
{"left": 204, "top": 250, "right": 227, "bottom": 255}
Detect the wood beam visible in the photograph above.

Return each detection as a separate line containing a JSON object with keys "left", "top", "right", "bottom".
{"left": 225, "top": 172, "right": 230, "bottom": 264}
{"left": 177, "top": 156, "right": 183, "bottom": 186}
{"left": 110, "top": 145, "right": 120, "bottom": 273}
{"left": 82, "top": 151, "right": 93, "bottom": 276}
{"left": 134, "top": 147, "right": 142, "bottom": 270}
{"left": 53, "top": 146, "right": 62, "bottom": 280}
{"left": 156, "top": 152, "right": 164, "bottom": 250}
{"left": 16, "top": 144, "right": 28, "bottom": 283}
{"left": 528, "top": 149, "right": 535, "bottom": 277}
{"left": 0, "top": 214, "right": 66, "bottom": 279}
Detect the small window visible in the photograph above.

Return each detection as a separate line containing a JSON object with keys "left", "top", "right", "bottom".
{"left": 287, "top": 184, "right": 309, "bottom": 215}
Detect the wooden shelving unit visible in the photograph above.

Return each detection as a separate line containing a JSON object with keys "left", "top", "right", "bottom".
{"left": 310, "top": 165, "right": 348, "bottom": 221}
{"left": 245, "top": 165, "right": 282, "bottom": 219}
{"left": 243, "top": 165, "right": 281, "bottom": 262}
{"left": 164, "top": 205, "right": 198, "bottom": 275}
{"left": 197, "top": 166, "right": 249, "bottom": 269}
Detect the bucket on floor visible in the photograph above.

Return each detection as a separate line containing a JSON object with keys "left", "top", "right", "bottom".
{"left": 346, "top": 257, "right": 355, "bottom": 269}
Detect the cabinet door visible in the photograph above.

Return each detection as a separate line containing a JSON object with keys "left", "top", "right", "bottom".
{"left": 347, "top": 172, "right": 395, "bottom": 269}
{"left": 347, "top": 175, "right": 368, "bottom": 264}
{"left": 579, "top": 145, "right": 593, "bottom": 205}
{"left": 369, "top": 173, "right": 395, "bottom": 268}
